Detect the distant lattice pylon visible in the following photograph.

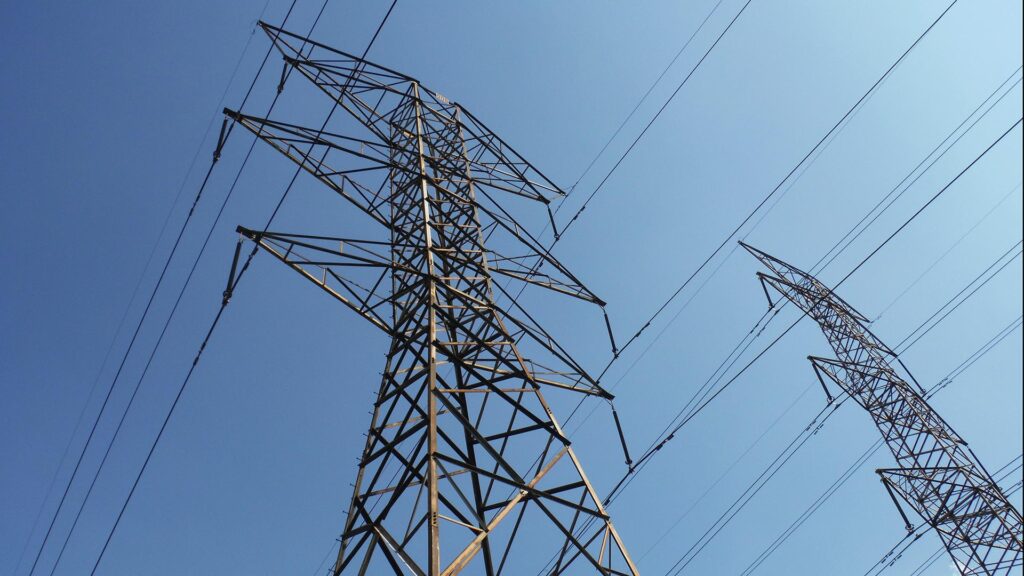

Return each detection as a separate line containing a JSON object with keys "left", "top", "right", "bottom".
{"left": 743, "top": 242, "right": 1022, "bottom": 576}
{"left": 228, "top": 22, "right": 638, "bottom": 576}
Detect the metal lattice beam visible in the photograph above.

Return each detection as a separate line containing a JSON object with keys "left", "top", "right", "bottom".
{"left": 230, "top": 22, "right": 638, "bottom": 576}
{"left": 743, "top": 242, "right": 1023, "bottom": 576}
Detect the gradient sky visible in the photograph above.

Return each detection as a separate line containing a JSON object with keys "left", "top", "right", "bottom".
{"left": 2, "top": 1, "right": 1022, "bottom": 575}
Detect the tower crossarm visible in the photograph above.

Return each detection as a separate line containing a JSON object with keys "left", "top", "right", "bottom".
{"left": 225, "top": 109, "right": 604, "bottom": 307}
{"left": 742, "top": 242, "right": 1023, "bottom": 575}
{"left": 261, "top": 21, "right": 565, "bottom": 204}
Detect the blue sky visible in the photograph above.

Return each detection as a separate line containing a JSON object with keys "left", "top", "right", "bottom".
{"left": 1, "top": 1, "right": 1021, "bottom": 575}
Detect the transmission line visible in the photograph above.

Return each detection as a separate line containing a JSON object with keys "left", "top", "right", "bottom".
{"left": 563, "top": 0, "right": 727, "bottom": 200}
{"left": 538, "top": 110, "right": 1021, "bottom": 576}
{"left": 556, "top": 0, "right": 755, "bottom": 239}
{"left": 12, "top": 14, "right": 285, "bottom": 571}
{"left": 20, "top": 4, "right": 303, "bottom": 576}
{"left": 738, "top": 318, "right": 1024, "bottom": 576}
{"left": 33, "top": 6, "right": 342, "bottom": 576}
{"left": 666, "top": 281, "right": 1024, "bottom": 575}
{"left": 894, "top": 240, "right": 1022, "bottom": 353}
{"left": 877, "top": 179, "right": 1021, "bottom": 322}
{"left": 810, "top": 67, "right": 1022, "bottom": 276}
{"left": 584, "top": 0, "right": 962, "bottom": 384}
{"left": 864, "top": 455, "right": 1023, "bottom": 576}
{"left": 81, "top": 4, "right": 398, "bottom": 573}
{"left": 558, "top": 3, "right": 979, "bottom": 458}
{"left": 623, "top": 115, "right": 1022, "bottom": 498}
{"left": 537, "top": 114, "right": 1022, "bottom": 575}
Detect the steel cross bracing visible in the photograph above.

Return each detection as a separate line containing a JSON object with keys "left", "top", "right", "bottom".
{"left": 741, "top": 242, "right": 1023, "bottom": 576}
{"left": 227, "top": 22, "right": 638, "bottom": 576}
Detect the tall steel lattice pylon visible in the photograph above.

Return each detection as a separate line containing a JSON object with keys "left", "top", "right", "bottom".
{"left": 227, "top": 23, "right": 638, "bottom": 575}
{"left": 742, "top": 242, "right": 1023, "bottom": 575}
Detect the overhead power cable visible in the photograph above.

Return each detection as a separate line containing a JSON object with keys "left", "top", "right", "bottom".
{"left": 36, "top": 4, "right": 338, "bottom": 575}
{"left": 618, "top": 115, "right": 1022, "bottom": 498}
{"left": 12, "top": 13, "right": 287, "bottom": 572}
{"left": 562, "top": 0, "right": 727, "bottom": 200}
{"left": 21, "top": 2, "right": 299, "bottom": 575}
{"left": 810, "top": 67, "right": 1022, "bottom": 276}
{"left": 874, "top": 180, "right": 1021, "bottom": 322}
{"left": 540, "top": 110, "right": 1022, "bottom": 576}
{"left": 738, "top": 318, "right": 1023, "bottom": 576}
{"left": 556, "top": 0, "right": 755, "bottom": 239}
{"left": 539, "top": 115, "right": 1022, "bottom": 576}
{"left": 584, "top": 0, "right": 963, "bottom": 383}
{"left": 561, "top": 10, "right": 996, "bottom": 452}
{"left": 894, "top": 240, "right": 1022, "bottom": 353}
{"left": 82, "top": 4, "right": 397, "bottom": 574}
{"left": 667, "top": 293, "right": 1024, "bottom": 575}
{"left": 504, "top": 0, "right": 752, "bottom": 363}
{"left": 864, "top": 455, "right": 1023, "bottom": 576}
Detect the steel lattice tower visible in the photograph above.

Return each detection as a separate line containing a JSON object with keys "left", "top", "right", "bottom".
{"left": 227, "top": 23, "right": 637, "bottom": 575}
{"left": 742, "top": 242, "right": 1023, "bottom": 575}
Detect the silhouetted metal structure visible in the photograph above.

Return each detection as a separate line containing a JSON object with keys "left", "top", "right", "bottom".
{"left": 228, "top": 22, "right": 637, "bottom": 576}
{"left": 742, "top": 242, "right": 1023, "bottom": 576}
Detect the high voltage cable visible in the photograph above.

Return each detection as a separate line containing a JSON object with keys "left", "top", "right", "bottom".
{"left": 894, "top": 241, "right": 1022, "bottom": 353}
{"left": 582, "top": 0, "right": 963, "bottom": 385}
{"left": 564, "top": 4, "right": 981, "bottom": 443}
{"left": 810, "top": 67, "right": 1023, "bottom": 276}
{"left": 561, "top": 0, "right": 726, "bottom": 200}
{"left": 11, "top": 13, "right": 280, "bottom": 572}
{"left": 21, "top": 2, "right": 302, "bottom": 574}
{"left": 498, "top": 0, "right": 758, "bottom": 476}
{"left": 864, "top": 456, "right": 1023, "bottom": 576}
{"left": 504, "top": 0, "right": 751, "bottom": 360}
{"left": 536, "top": 116, "right": 1022, "bottom": 575}
{"left": 624, "top": 115, "right": 1023, "bottom": 499}
{"left": 82, "top": 4, "right": 397, "bottom": 574}
{"left": 34, "top": 4, "right": 336, "bottom": 574}
{"left": 633, "top": 385, "right": 814, "bottom": 562}
{"left": 655, "top": 116, "right": 1023, "bottom": 572}
{"left": 875, "top": 180, "right": 1021, "bottom": 322}
{"left": 556, "top": 0, "right": 755, "bottom": 239}
{"left": 739, "top": 329, "right": 1024, "bottom": 576}
{"left": 667, "top": 283, "right": 1024, "bottom": 575}
{"left": 680, "top": 65, "right": 1024, "bottom": 427}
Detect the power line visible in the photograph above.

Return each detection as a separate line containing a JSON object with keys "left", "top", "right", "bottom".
{"left": 740, "top": 329, "right": 1024, "bottom": 576}
{"left": 894, "top": 241, "right": 1022, "bottom": 353}
{"left": 811, "top": 66, "right": 1019, "bottom": 274}
{"left": 13, "top": 14, "right": 282, "bottom": 570}
{"left": 562, "top": 0, "right": 727, "bottom": 200}
{"left": 667, "top": 280, "right": 1024, "bottom": 575}
{"left": 547, "top": 115, "right": 1022, "bottom": 576}
{"left": 536, "top": 112, "right": 1020, "bottom": 575}
{"left": 634, "top": 385, "right": 814, "bottom": 562}
{"left": 34, "top": 6, "right": 338, "bottom": 575}
{"left": 560, "top": 4, "right": 980, "bottom": 456}
{"left": 21, "top": 3, "right": 299, "bottom": 575}
{"left": 82, "top": 4, "right": 397, "bottom": 574}
{"left": 866, "top": 456, "right": 1023, "bottom": 576}
{"left": 556, "top": 0, "right": 755, "bottom": 239}
{"left": 587, "top": 0, "right": 963, "bottom": 382}
{"left": 874, "top": 180, "right": 1021, "bottom": 322}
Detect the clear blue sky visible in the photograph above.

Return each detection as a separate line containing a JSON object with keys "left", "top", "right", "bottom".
{"left": 1, "top": 1, "right": 1021, "bottom": 575}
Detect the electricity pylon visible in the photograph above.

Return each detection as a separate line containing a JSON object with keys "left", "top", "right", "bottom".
{"left": 228, "top": 22, "right": 638, "bottom": 575}
{"left": 742, "top": 242, "right": 1023, "bottom": 575}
